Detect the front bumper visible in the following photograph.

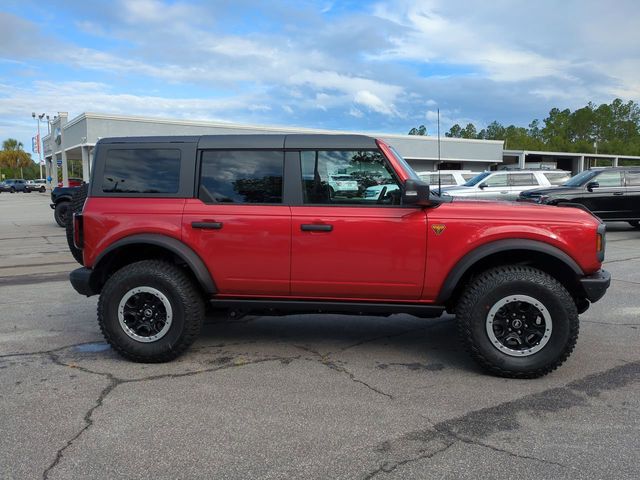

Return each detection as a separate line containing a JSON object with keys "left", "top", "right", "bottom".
{"left": 580, "top": 269, "right": 611, "bottom": 303}
{"left": 70, "top": 267, "right": 97, "bottom": 297}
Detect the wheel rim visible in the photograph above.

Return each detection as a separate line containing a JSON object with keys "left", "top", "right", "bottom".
{"left": 118, "top": 286, "right": 173, "bottom": 343}
{"left": 486, "top": 294, "right": 552, "bottom": 357}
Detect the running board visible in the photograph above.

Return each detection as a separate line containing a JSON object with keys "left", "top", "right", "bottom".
{"left": 208, "top": 299, "right": 445, "bottom": 318}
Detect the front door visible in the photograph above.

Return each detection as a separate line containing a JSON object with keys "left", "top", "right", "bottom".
{"left": 290, "top": 149, "right": 427, "bottom": 300}
{"left": 182, "top": 149, "right": 291, "bottom": 295}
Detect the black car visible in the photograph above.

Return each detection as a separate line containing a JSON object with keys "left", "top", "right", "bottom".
{"left": 519, "top": 167, "right": 640, "bottom": 227}
{"left": 0, "top": 179, "right": 29, "bottom": 193}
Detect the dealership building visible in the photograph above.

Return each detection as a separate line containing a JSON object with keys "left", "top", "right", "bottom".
{"left": 42, "top": 112, "right": 640, "bottom": 186}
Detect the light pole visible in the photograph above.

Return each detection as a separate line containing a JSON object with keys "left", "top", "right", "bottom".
{"left": 32, "top": 112, "right": 46, "bottom": 179}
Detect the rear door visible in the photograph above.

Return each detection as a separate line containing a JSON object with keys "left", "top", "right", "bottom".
{"left": 290, "top": 149, "right": 427, "bottom": 300}
{"left": 507, "top": 172, "right": 539, "bottom": 200}
{"left": 182, "top": 149, "right": 291, "bottom": 295}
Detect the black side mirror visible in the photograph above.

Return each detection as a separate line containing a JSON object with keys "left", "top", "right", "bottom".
{"left": 402, "top": 179, "right": 431, "bottom": 206}
{"left": 586, "top": 181, "right": 599, "bottom": 192}
{"left": 479, "top": 182, "right": 488, "bottom": 189}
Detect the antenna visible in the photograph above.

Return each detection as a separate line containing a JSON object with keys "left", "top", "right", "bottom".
{"left": 437, "top": 108, "right": 441, "bottom": 195}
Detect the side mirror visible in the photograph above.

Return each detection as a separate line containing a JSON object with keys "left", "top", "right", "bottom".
{"left": 586, "top": 181, "right": 599, "bottom": 192}
{"left": 479, "top": 182, "right": 488, "bottom": 189}
{"left": 402, "top": 179, "right": 431, "bottom": 206}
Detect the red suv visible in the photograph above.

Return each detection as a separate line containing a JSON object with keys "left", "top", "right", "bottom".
{"left": 69, "top": 134, "right": 610, "bottom": 378}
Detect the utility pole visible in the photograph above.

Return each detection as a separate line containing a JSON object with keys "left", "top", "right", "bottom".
{"left": 32, "top": 112, "right": 46, "bottom": 179}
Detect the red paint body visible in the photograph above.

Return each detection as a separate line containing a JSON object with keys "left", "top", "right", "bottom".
{"left": 81, "top": 140, "right": 603, "bottom": 303}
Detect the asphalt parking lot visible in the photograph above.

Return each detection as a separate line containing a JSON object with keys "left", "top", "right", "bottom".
{"left": 1, "top": 192, "right": 638, "bottom": 480}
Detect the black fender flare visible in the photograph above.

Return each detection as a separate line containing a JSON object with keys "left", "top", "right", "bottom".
{"left": 436, "top": 239, "right": 583, "bottom": 303}
{"left": 94, "top": 233, "right": 217, "bottom": 294}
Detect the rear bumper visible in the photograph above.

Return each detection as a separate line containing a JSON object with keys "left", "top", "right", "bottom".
{"left": 580, "top": 269, "right": 611, "bottom": 303}
{"left": 70, "top": 267, "right": 97, "bottom": 297}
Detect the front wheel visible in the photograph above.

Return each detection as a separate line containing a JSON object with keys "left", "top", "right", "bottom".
{"left": 39, "top": 186, "right": 46, "bottom": 193}
{"left": 98, "top": 260, "right": 205, "bottom": 362}
{"left": 456, "top": 265, "right": 579, "bottom": 378}
{"left": 54, "top": 202, "right": 70, "bottom": 227}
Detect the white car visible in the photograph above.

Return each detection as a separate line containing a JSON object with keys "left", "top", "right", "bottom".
{"left": 328, "top": 174, "right": 359, "bottom": 196}
{"left": 25, "top": 179, "right": 47, "bottom": 193}
{"left": 363, "top": 183, "right": 400, "bottom": 200}
{"left": 416, "top": 170, "right": 479, "bottom": 187}
{"left": 441, "top": 170, "right": 571, "bottom": 201}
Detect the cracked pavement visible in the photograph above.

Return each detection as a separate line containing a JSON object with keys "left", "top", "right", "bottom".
{"left": 1, "top": 194, "right": 639, "bottom": 479}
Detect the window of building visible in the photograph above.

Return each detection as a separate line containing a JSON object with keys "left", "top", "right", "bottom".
{"left": 301, "top": 150, "right": 400, "bottom": 205}
{"left": 102, "top": 149, "right": 181, "bottom": 193}
{"left": 199, "top": 150, "right": 283, "bottom": 203}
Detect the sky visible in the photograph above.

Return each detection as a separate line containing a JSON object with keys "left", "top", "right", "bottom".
{"left": 1, "top": 0, "right": 640, "bottom": 159}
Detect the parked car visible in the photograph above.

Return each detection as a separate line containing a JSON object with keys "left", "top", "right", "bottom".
{"left": 327, "top": 174, "right": 359, "bottom": 197}
{"left": 519, "top": 167, "right": 640, "bottom": 227}
{"left": 57, "top": 178, "right": 83, "bottom": 188}
{"left": 441, "top": 169, "right": 571, "bottom": 200}
{"left": 50, "top": 185, "right": 81, "bottom": 227}
{"left": 0, "top": 179, "right": 28, "bottom": 193}
{"left": 67, "top": 134, "right": 610, "bottom": 378}
{"left": 25, "top": 179, "right": 47, "bottom": 193}
{"left": 415, "top": 170, "right": 479, "bottom": 187}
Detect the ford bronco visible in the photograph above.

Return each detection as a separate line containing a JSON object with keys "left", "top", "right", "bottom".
{"left": 68, "top": 134, "right": 610, "bottom": 378}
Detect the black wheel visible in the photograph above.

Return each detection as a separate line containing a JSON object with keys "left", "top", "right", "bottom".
{"left": 456, "top": 265, "right": 579, "bottom": 378}
{"left": 10, "top": 187, "right": 15, "bottom": 193}
{"left": 98, "top": 260, "right": 205, "bottom": 362}
{"left": 39, "top": 186, "right": 46, "bottom": 193}
{"left": 629, "top": 221, "right": 640, "bottom": 229}
{"left": 54, "top": 201, "right": 70, "bottom": 227}
{"left": 65, "top": 184, "right": 89, "bottom": 265}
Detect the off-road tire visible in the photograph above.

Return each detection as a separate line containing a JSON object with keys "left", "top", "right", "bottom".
{"left": 65, "top": 184, "right": 89, "bottom": 265}
{"left": 98, "top": 260, "right": 205, "bottom": 362}
{"left": 455, "top": 265, "right": 579, "bottom": 379}
{"left": 629, "top": 220, "right": 640, "bottom": 229}
{"left": 54, "top": 201, "right": 70, "bottom": 227}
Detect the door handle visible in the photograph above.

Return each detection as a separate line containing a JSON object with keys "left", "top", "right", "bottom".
{"left": 192, "top": 221, "right": 223, "bottom": 230}
{"left": 613, "top": 192, "right": 624, "bottom": 196}
{"left": 301, "top": 224, "right": 333, "bottom": 232}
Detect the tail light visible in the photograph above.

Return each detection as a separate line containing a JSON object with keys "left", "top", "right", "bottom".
{"left": 73, "top": 213, "right": 84, "bottom": 249}
{"left": 596, "top": 223, "right": 606, "bottom": 262}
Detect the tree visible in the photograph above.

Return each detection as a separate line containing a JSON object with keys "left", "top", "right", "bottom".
{"left": 460, "top": 123, "right": 477, "bottom": 139}
{"left": 0, "top": 138, "right": 34, "bottom": 179}
{"left": 408, "top": 125, "right": 427, "bottom": 136}
{"left": 445, "top": 124, "right": 463, "bottom": 138}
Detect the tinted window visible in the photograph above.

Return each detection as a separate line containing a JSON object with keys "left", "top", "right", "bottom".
{"left": 301, "top": 150, "right": 400, "bottom": 205}
{"left": 508, "top": 173, "right": 537, "bottom": 186}
{"left": 595, "top": 170, "right": 623, "bottom": 187}
{"left": 625, "top": 171, "right": 640, "bottom": 186}
{"left": 199, "top": 150, "right": 283, "bottom": 203}
{"left": 102, "top": 149, "right": 181, "bottom": 193}
{"left": 484, "top": 174, "right": 508, "bottom": 187}
{"left": 544, "top": 172, "right": 571, "bottom": 185}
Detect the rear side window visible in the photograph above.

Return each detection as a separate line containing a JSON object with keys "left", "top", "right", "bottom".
{"left": 625, "top": 171, "right": 640, "bottom": 186}
{"left": 508, "top": 173, "right": 537, "bottom": 186}
{"left": 544, "top": 172, "right": 571, "bottom": 185}
{"left": 199, "top": 150, "right": 283, "bottom": 203}
{"left": 102, "top": 149, "right": 181, "bottom": 193}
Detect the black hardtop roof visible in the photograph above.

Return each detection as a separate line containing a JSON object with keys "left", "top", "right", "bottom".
{"left": 96, "top": 134, "right": 378, "bottom": 150}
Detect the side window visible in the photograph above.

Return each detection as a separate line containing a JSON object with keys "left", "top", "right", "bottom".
{"left": 301, "top": 150, "right": 400, "bottom": 205}
{"left": 544, "top": 172, "right": 571, "bottom": 185}
{"left": 484, "top": 174, "right": 508, "bottom": 187}
{"left": 625, "top": 171, "right": 640, "bottom": 186}
{"left": 508, "top": 173, "right": 536, "bottom": 186}
{"left": 102, "top": 149, "right": 181, "bottom": 193}
{"left": 199, "top": 150, "right": 283, "bottom": 204}
{"left": 595, "top": 171, "right": 622, "bottom": 187}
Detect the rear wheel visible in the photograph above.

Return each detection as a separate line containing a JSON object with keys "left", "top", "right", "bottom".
{"left": 54, "top": 201, "right": 70, "bottom": 227}
{"left": 39, "top": 186, "right": 46, "bottom": 193}
{"left": 456, "top": 265, "right": 579, "bottom": 378}
{"left": 629, "top": 221, "right": 640, "bottom": 229}
{"left": 98, "top": 260, "right": 205, "bottom": 362}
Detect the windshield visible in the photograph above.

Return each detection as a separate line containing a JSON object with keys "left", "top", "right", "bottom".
{"left": 563, "top": 170, "right": 598, "bottom": 187}
{"left": 463, "top": 171, "right": 491, "bottom": 186}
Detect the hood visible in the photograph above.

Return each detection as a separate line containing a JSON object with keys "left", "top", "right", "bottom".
{"left": 519, "top": 185, "right": 581, "bottom": 198}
